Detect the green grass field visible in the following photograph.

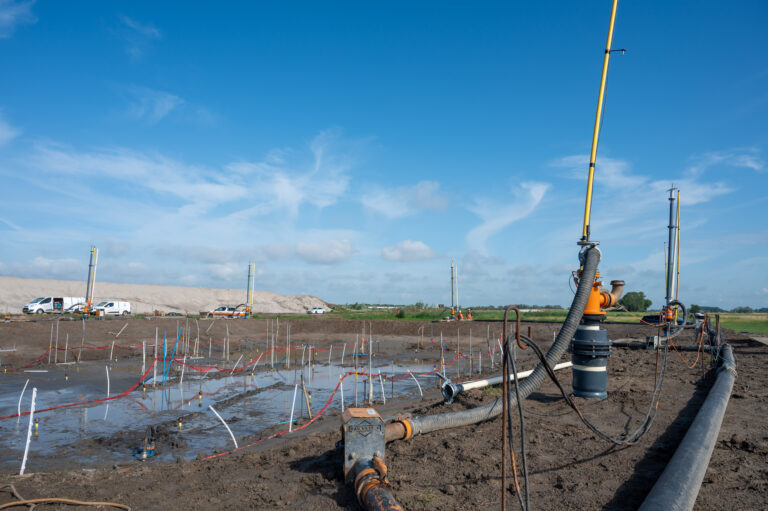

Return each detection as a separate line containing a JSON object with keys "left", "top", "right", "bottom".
{"left": 317, "top": 309, "right": 768, "bottom": 335}
{"left": 717, "top": 313, "right": 768, "bottom": 335}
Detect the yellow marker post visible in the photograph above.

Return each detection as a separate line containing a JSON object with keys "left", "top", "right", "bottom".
{"left": 581, "top": 0, "right": 621, "bottom": 243}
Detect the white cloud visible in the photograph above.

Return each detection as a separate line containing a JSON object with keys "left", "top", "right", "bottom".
{"left": 0, "top": 0, "right": 35, "bottom": 38}
{"left": 0, "top": 112, "right": 20, "bottom": 146}
{"left": 118, "top": 15, "right": 161, "bottom": 59}
{"left": 29, "top": 143, "right": 247, "bottom": 210}
{"left": 361, "top": 181, "right": 446, "bottom": 218}
{"left": 467, "top": 181, "right": 549, "bottom": 250}
{"left": 296, "top": 239, "right": 354, "bottom": 264}
{"left": 381, "top": 240, "right": 437, "bottom": 262}
{"left": 686, "top": 148, "right": 764, "bottom": 176}
{"left": 125, "top": 86, "right": 184, "bottom": 123}
{"left": 225, "top": 129, "right": 352, "bottom": 217}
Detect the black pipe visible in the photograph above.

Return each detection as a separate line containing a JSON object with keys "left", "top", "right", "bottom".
{"left": 638, "top": 344, "right": 736, "bottom": 511}
{"left": 406, "top": 246, "right": 601, "bottom": 436}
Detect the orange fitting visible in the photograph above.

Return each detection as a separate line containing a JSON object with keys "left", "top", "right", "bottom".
{"left": 582, "top": 271, "right": 615, "bottom": 316}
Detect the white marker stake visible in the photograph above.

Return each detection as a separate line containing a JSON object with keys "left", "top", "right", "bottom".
{"left": 19, "top": 387, "right": 37, "bottom": 475}
{"left": 231, "top": 354, "right": 243, "bottom": 374}
{"left": 109, "top": 341, "right": 115, "bottom": 362}
{"left": 17, "top": 379, "right": 29, "bottom": 421}
{"left": 106, "top": 366, "right": 110, "bottom": 398}
{"left": 409, "top": 372, "right": 423, "bottom": 398}
{"left": 180, "top": 355, "right": 187, "bottom": 385}
{"left": 328, "top": 345, "right": 332, "bottom": 365}
{"left": 64, "top": 334, "right": 68, "bottom": 364}
{"left": 209, "top": 405, "right": 238, "bottom": 449}
{"left": 289, "top": 384, "right": 299, "bottom": 432}
{"left": 339, "top": 375, "right": 345, "bottom": 412}
{"left": 378, "top": 372, "right": 386, "bottom": 405}
{"left": 142, "top": 341, "right": 146, "bottom": 375}
{"left": 341, "top": 344, "right": 346, "bottom": 366}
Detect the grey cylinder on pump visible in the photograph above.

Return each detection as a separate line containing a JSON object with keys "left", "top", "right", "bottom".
{"left": 569, "top": 321, "right": 612, "bottom": 399}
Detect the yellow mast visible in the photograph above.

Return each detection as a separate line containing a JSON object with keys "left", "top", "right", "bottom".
{"left": 581, "top": 0, "right": 620, "bottom": 243}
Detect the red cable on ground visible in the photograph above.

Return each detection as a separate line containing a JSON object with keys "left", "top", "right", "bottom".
{"left": 0, "top": 360, "right": 157, "bottom": 421}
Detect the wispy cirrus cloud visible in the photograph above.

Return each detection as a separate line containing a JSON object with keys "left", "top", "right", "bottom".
{"left": 226, "top": 129, "right": 353, "bottom": 217}
{"left": 381, "top": 240, "right": 437, "bottom": 262}
{"left": 28, "top": 143, "right": 247, "bottom": 210}
{"left": 123, "top": 85, "right": 184, "bottom": 123}
{"left": 361, "top": 180, "right": 446, "bottom": 218}
{"left": 0, "top": 112, "right": 20, "bottom": 146}
{"left": 117, "top": 15, "right": 161, "bottom": 59}
{"left": 0, "top": 0, "right": 35, "bottom": 38}
{"left": 467, "top": 182, "right": 549, "bottom": 251}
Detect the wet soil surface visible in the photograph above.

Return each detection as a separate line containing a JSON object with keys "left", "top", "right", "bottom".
{"left": 0, "top": 319, "right": 766, "bottom": 510}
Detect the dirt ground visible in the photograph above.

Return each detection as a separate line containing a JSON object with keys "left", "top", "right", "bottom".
{"left": 1, "top": 318, "right": 766, "bottom": 510}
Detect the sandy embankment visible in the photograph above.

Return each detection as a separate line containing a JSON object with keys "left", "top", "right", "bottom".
{"left": 0, "top": 276, "right": 328, "bottom": 315}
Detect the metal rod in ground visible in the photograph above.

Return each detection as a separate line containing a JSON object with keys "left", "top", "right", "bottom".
{"left": 301, "top": 373, "right": 312, "bottom": 419}
{"left": 409, "top": 371, "right": 423, "bottom": 398}
{"left": 105, "top": 365, "right": 110, "bottom": 397}
{"left": 109, "top": 341, "right": 114, "bottom": 362}
{"left": 329, "top": 345, "right": 332, "bottom": 365}
{"left": 209, "top": 405, "right": 238, "bottom": 449}
{"left": 341, "top": 343, "right": 346, "bottom": 366}
{"left": 289, "top": 384, "right": 298, "bottom": 432}
{"left": 195, "top": 319, "right": 200, "bottom": 357}
{"left": 19, "top": 387, "right": 37, "bottom": 476}
{"left": 78, "top": 318, "right": 85, "bottom": 363}
{"left": 368, "top": 336, "right": 373, "bottom": 403}
{"left": 339, "top": 374, "right": 345, "bottom": 412}
{"left": 116, "top": 322, "right": 128, "bottom": 338}
{"left": 64, "top": 334, "right": 68, "bottom": 364}
{"left": 286, "top": 324, "right": 290, "bottom": 369}
{"left": 142, "top": 341, "right": 146, "bottom": 375}
{"left": 48, "top": 324, "right": 53, "bottom": 365}
{"left": 54, "top": 321, "right": 59, "bottom": 364}
{"left": 154, "top": 328, "right": 158, "bottom": 387}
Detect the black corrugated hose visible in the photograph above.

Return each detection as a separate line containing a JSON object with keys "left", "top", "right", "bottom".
{"left": 407, "top": 246, "right": 602, "bottom": 436}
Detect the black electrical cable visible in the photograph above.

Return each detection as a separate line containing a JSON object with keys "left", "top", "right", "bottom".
{"left": 518, "top": 333, "right": 669, "bottom": 446}
{"left": 506, "top": 337, "right": 530, "bottom": 511}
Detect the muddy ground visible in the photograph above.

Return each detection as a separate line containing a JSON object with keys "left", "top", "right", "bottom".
{"left": 1, "top": 318, "right": 766, "bottom": 510}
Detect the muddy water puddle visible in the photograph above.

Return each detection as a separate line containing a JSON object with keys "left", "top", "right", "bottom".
{"left": 1, "top": 349, "right": 453, "bottom": 472}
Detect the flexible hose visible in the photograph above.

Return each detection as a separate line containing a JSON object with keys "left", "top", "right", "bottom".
{"left": 407, "top": 246, "right": 601, "bottom": 436}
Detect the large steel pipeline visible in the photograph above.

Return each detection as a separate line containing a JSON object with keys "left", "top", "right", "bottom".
{"left": 385, "top": 246, "right": 601, "bottom": 441}
{"left": 639, "top": 344, "right": 736, "bottom": 511}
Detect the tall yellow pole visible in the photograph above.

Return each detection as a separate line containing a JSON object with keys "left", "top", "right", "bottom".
{"left": 581, "top": 0, "right": 620, "bottom": 242}
{"left": 674, "top": 190, "right": 681, "bottom": 320}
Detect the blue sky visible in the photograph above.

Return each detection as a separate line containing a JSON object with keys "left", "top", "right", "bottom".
{"left": 0, "top": 1, "right": 766, "bottom": 308}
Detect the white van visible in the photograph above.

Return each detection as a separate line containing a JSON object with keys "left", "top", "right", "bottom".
{"left": 23, "top": 297, "right": 86, "bottom": 314}
{"left": 93, "top": 301, "right": 131, "bottom": 316}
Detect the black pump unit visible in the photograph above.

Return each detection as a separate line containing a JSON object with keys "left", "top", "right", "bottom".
{"left": 569, "top": 319, "right": 612, "bottom": 399}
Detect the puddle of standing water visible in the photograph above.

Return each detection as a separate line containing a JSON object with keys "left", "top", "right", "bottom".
{"left": 0, "top": 350, "right": 462, "bottom": 472}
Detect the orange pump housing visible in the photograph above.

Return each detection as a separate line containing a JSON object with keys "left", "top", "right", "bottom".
{"left": 580, "top": 271, "right": 622, "bottom": 317}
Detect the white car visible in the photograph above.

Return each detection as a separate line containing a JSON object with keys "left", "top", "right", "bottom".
{"left": 307, "top": 307, "right": 325, "bottom": 314}
{"left": 93, "top": 301, "right": 131, "bottom": 316}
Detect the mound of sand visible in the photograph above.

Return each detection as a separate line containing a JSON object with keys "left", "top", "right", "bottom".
{"left": 0, "top": 276, "right": 328, "bottom": 315}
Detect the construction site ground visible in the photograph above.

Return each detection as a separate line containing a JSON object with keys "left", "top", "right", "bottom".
{"left": 0, "top": 318, "right": 766, "bottom": 510}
